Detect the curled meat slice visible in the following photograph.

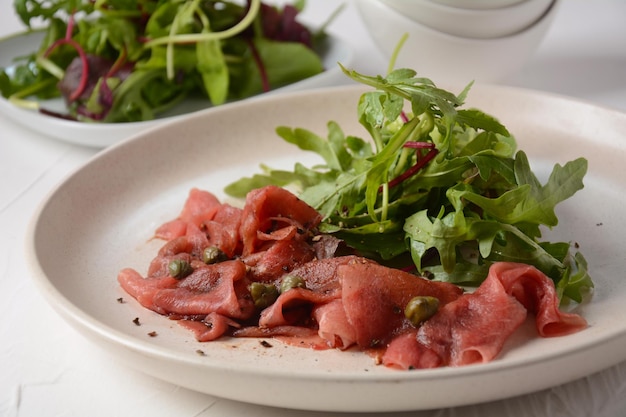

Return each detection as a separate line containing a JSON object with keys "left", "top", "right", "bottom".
{"left": 239, "top": 185, "right": 322, "bottom": 256}
{"left": 384, "top": 262, "right": 588, "bottom": 369}
{"left": 491, "top": 262, "right": 588, "bottom": 337}
{"left": 202, "top": 204, "right": 243, "bottom": 257}
{"left": 313, "top": 299, "right": 356, "bottom": 349}
{"left": 153, "top": 260, "right": 254, "bottom": 319}
{"left": 179, "top": 188, "right": 221, "bottom": 227}
{"left": 340, "top": 260, "right": 464, "bottom": 349}
{"left": 416, "top": 270, "right": 528, "bottom": 367}
{"left": 155, "top": 219, "right": 187, "bottom": 240}
{"left": 258, "top": 287, "right": 336, "bottom": 328}
{"left": 383, "top": 331, "right": 443, "bottom": 370}
{"left": 243, "top": 239, "right": 316, "bottom": 282}
{"left": 233, "top": 326, "right": 330, "bottom": 349}
{"left": 117, "top": 268, "right": 179, "bottom": 314}
{"left": 179, "top": 312, "right": 241, "bottom": 342}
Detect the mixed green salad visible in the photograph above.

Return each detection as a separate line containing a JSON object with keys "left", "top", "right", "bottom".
{"left": 225, "top": 64, "right": 593, "bottom": 304}
{"left": 0, "top": 0, "right": 328, "bottom": 122}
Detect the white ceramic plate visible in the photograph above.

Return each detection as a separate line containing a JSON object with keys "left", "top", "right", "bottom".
{"left": 26, "top": 84, "right": 626, "bottom": 412}
{"left": 0, "top": 29, "right": 353, "bottom": 148}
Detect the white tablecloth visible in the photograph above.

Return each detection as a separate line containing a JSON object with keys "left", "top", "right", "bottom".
{"left": 2, "top": 1, "right": 626, "bottom": 416}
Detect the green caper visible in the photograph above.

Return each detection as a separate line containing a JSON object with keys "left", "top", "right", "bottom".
{"left": 202, "top": 246, "right": 227, "bottom": 264}
{"left": 168, "top": 259, "right": 193, "bottom": 279}
{"left": 280, "top": 274, "right": 306, "bottom": 293}
{"left": 404, "top": 296, "right": 439, "bottom": 326}
{"left": 249, "top": 282, "right": 279, "bottom": 309}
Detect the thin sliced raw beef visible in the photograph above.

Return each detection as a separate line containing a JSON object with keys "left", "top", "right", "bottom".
{"left": 147, "top": 252, "right": 192, "bottom": 277}
{"left": 490, "top": 262, "right": 588, "bottom": 337}
{"left": 340, "top": 260, "right": 464, "bottom": 349}
{"left": 179, "top": 312, "right": 241, "bottom": 342}
{"left": 157, "top": 235, "right": 194, "bottom": 257}
{"left": 203, "top": 204, "right": 243, "bottom": 257}
{"left": 258, "top": 257, "right": 463, "bottom": 351}
{"left": 178, "top": 188, "right": 221, "bottom": 227}
{"left": 233, "top": 325, "right": 330, "bottom": 349}
{"left": 154, "top": 189, "right": 225, "bottom": 242}
{"left": 253, "top": 257, "right": 373, "bottom": 349}
{"left": 243, "top": 239, "right": 316, "bottom": 282}
{"left": 383, "top": 262, "right": 588, "bottom": 369}
{"left": 152, "top": 260, "right": 254, "bottom": 319}
{"left": 415, "top": 269, "right": 528, "bottom": 367}
{"left": 239, "top": 185, "right": 322, "bottom": 256}
{"left": 382, "top": 331, "right": 443, "bottom": 369}
{"left": 155, "top": 219, "right": 187, "bottom": 240}
{"left": 287, "top": 255, "right": 368, "bottom": 296}
{"left": 258, "top": 286, "right": 335, "bottom": 328}
{"left": 184, "top": 222, "right": 210, "bottom": 258}
{"left": 313, "top": 299, "right": 356, "bottom": 349}
{"left": 117, "top": 268, "right": 179, "bottom": 314}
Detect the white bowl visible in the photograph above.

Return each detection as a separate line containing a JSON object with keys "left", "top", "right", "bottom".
{"left": 356, "top": 0, "right": 560, "bottom": 84}
{"left": 380, "top": 0, "right": 554, "bottom": 39}
{"left": 429, "top": 0, "right": 528, "bottom": 10}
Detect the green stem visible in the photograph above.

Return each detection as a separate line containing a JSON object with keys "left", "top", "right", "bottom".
{"left": 145, "top": 0, "right": 261, "bottom": 48}
{"left": 394, "top": 147, "right": 413, "bottom": 178}
{"left": 9, "top": 96, "right": 40, "bottom": 110}
{"left": 371, "top": 128, "right": 384, "bottom": 154}
{"left": 380, "top": 182, "right": 389, "bottom": 223}
{"left": 387, "top": 32, "right": 408, "bottom": 74}
{"left": 8, "top": 77, "right": 57, "bottom": 101}
{"left": 35, "top": 55, "right": 65, "bottom": 80}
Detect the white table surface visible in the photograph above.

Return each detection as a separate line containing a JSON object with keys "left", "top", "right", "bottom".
{"left": 1, "top": 1, "right": 626, "bottom": 416}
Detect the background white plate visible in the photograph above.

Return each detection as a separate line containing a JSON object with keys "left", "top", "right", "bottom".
{"left": 26, "top": 84, "right": 626, "bottom": 412}
{"left": 0, "top": 29, "right": 353, "bottom": 148}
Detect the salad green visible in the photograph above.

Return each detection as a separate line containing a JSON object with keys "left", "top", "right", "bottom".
{"left": 0, "top": 0, "right": 327, "bottom": 122}
{"left": 225, "top": 65, "right": 593, "bottom": 304}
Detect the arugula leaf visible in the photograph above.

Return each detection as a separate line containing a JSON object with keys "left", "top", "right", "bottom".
{"left": 404, "top": 209, "right": 471, "bottom": 272}
{"left": 14, "top": 0, "right": 93, "bottom": 27}
{"left": 233, "top": 38, "right": 323, "bottom": 98}
{"left": 447, "top": 152, "right": 587, "bottom": 228}
{"left": 456, "top": 108, "right": 510, "bottom": 136}
{"left": 558, "top": 251, "right": 593, "bottom": 303}
{"left": 276, "top": 122, "right": 352, "bottom": 171}
{"left": 196, "top": 14, "right": 229, "bottom": 105}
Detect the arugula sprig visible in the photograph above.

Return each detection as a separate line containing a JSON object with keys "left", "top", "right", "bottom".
{"left": 225, "top": 66, "right": 593, "bottom": 303}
